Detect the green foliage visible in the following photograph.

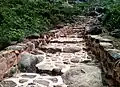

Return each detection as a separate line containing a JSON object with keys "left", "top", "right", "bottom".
{"left": 103, "top": 3, "right": 120, "bottom": 31}
{"left": 89, "top": 0, "right": 120, "bottom": 31}
{"left": 0, "top": 0, "right": 88, "bottom": 49}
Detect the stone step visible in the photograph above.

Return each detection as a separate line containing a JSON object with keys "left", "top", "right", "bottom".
{"left": 72, "top": 29, "right": 84, "bottom": 33}
{"left": 50, "top": 38, "right": 84, "bottom": 43}
{"left": 40, "top": 43, "right": 84, "bottom": 53}
{"left": 100, "top": 42, "right": 113, "bottom": 49}
{"left": 89, "top": 35, "right": 112, "bottom": 43}
{"left": 72, "top": 26, "right": 84, "bottom": 29}
{"left": 67, "top": 34, "right": 83, "bottom": 38}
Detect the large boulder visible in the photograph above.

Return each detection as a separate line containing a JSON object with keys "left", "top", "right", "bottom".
{"left": 62, "top": 64, "right": 103, "bottom": 87}
{"left": 18, "top": 52, "right": 44, "bottom": 73}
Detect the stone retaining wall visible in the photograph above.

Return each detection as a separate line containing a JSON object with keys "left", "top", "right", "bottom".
{"left": 0, "top": 33, "right": 53, "bottom": 80}
{"left": 0, "top": 50, "right": 19, "bottom": 80}
{"left": 85, "top": 35, "right": 120, "bottom": 86}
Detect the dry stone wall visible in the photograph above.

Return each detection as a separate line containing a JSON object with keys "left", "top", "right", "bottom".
{"left": 0, "top": 31, "right": 56, "bottom": 80}
{"left": 85, "top": 35, "right": 120, "bottom": 86}
{"left": 0, "top": 50, "right": 19, "bottom": 80}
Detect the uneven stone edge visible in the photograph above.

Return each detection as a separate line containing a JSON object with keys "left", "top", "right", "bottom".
{"left": 84, "top": 35, "right": 120, "bottom": 86}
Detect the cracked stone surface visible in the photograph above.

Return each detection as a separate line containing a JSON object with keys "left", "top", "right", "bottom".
{"left": 1, "top": 73, "right": 65, "bottom": 87}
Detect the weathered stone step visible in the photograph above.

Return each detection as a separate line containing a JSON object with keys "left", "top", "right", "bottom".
{"left": 72, "top": 25, "right": 84, "bottom": 29}
{"left": 100, "top": 42, "right": 113, "bottom": 49}
{"left": 72, "top": 29, "right": 84, "bottom": 33}
{"left": 35, "top": 51, "right": 89, "bottom": 75}
{"left": 67, "top": 34, "right": 83, "bottom": 38}
{"left": 89, "top": 35, "right": 112, "bottom": 43}
{"left": 40, "top": 43, "right": 85, "bottom": 53}
{"left": 50, "top": 38, "right": 84, "bottom": 43}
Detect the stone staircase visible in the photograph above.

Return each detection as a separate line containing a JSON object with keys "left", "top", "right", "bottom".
{"left": 0, "top": 16, "right": 120, "bottom": 87}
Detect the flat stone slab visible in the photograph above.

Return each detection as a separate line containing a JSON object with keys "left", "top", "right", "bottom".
{"left": 105, "top": 49, "right": 120, "bottom": 53}
{"left": 43, "top": 43, "right": 82, "bottom": 49}
{"left": 36, "top": 62, "right": 55, "bottom": 71}
{"left": 72, "top": 29, "right": 82, "bottom": 32}
{"left": 89, "top": 35, "right": 112, "bottom": 43}
{"left": 50, "top": 38, "right": 84, "bottom": 43}
{"left": 62, "top": 47, "right": 81, "bottom": 53}
{"left": 41, "top": 43, "right": 84, "bottom": 53}
{"left": 67, "top": 34, "right": 82, "bottom": 38}
{"left": 100, "top": 42, "right": 113, "bottom": 49}
{"left": 36, "top": 61, "right": 70, "bottom": 74}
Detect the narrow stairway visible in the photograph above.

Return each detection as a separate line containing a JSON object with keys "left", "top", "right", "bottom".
{"left": 0, "top": 17, "right": 105, "bottom": 87}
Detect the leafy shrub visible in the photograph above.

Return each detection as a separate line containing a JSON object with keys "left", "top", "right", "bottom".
{"left": 103, "top": 3, "right": 120, "bottom": 31}
{"left": 89, "top": 0, "right": 120, "bottom": 32}
{"left": 0, "top": 0, "right": 88, "bottom": 49}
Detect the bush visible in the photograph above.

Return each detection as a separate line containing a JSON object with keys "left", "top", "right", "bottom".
{"left": 103, "top": 3, "right": 120, "bottom": 31}
{"left": 0, "top": 0, "right": 88, "bottom": 49}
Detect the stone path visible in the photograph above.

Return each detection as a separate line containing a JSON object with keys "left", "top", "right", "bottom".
{"left": 0, "top": 17, "right": 105, "bottom": 87}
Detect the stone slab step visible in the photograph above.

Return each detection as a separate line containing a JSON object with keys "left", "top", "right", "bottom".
{"left": 42, "top": 43, "right": 83, "bottom": 49}
{"left": 72, "top": 29, "right": 84, "bottom": 33}
{"left": 67, "top": 34, "right": 83, "bottom": 38}
{"left": 106, "top": 49, "right": 120, "bottom": 53}
{"left": 100, "top": 42, "right": 113, "bottom": 49}
{"left": 89, "top": 35, "right": 112, "bottom": 43}
{"left": 40, "top": 43, "right": 84, "bottom": 53}
{"left": 50, "top": 38, "right": 84, "bottom": 43}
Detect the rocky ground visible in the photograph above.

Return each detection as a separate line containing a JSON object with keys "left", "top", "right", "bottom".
{"left": 0, "top": 16, "right": 114, "bottom": 87}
